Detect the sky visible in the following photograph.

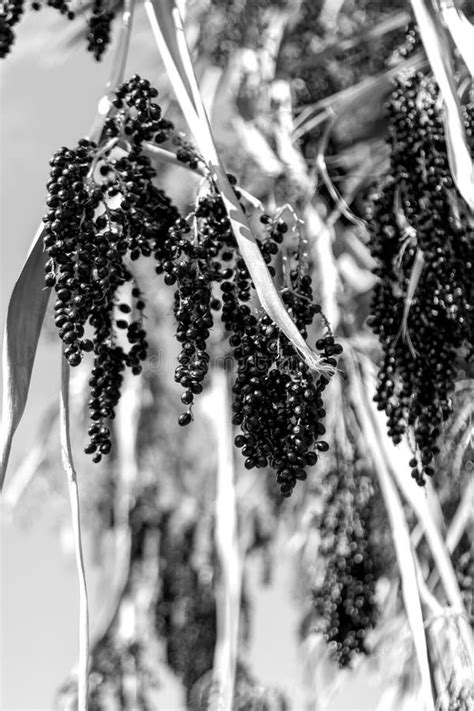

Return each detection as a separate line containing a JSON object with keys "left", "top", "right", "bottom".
{"left": 0, "top": 10, "right": 384, "bottom": 710}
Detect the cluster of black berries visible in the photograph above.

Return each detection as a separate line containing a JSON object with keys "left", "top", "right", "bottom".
{"left": 150, "top": 185, "right": 341, "bottom": 494}
{"left": 86, "top": 0, "right": 114, "bottom": 60}
{"left": 0, "top": 0, "right": 119, "bottom": 61}
{"left": 231, "top": 311, "right": 338, "bottom": 497}
{"left": 44, "top": 73, "right": 340, "bottom": 491}
{"left": 228, "top": 217, "right": 341, "bottom": 496}
{"left": 366, "top": 72, "right": 474, "bottom": 485}
{"left": 43, "top": 76, "right": 179, "bottom": 461}
{"left": 160, "top": 200, "right": 341, "bottom": 494}
{"left": 152, "top": 193, "right": 234, "bottom": 425}
{"left": 0, "top": 0, "right": 24, "bottom": 58}
{"left": 310, "top": 455, "right": 380, "bottom": 667}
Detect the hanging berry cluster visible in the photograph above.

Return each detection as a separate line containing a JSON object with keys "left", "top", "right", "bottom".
{"left": 43, "top": 74, "right": 341, "bottom": 494}
{"left": 229, "top": 225, "right": 341, "bottom": 497}
{"left": 366, "top": 72, "right": 474, "bottom": 485}
{"left": 43, "top": 76, "right": 179, "bottom": 462}
{"left": 309, "top": 451, "right": 381, "bottom": 668}
{"left": 86, "top": 0, "right": 114, "bottom": 60}
{"left": 0, "top": 0, "right": 24, "bottom": 58}
{"left": 0, "top": 0, "right": 118, "bottom": 60}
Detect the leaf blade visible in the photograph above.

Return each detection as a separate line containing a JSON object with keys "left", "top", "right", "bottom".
{"left": 1, "top": 225, "right": 50, "bottom": 490}
{"left": 440, "top": 3, "right": 474, "bottom": 78}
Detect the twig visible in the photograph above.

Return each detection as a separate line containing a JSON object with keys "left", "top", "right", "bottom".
{"left": 60, "top": 356, "right": 89, "bottom": 711}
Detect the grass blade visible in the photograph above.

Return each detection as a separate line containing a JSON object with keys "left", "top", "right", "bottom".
{"left": 410, "top": 0, "right": 474, "bottom": 211}
{"left": 1, "top": 226, "right": 50, "bottom": 490}
{"left": 440, "top": 2, "right": 474, "bottom": 78}
{"left": 144, "top": 0, "right": 332, "bottom": 373}
{"left": 60, "top": 357, "right": 89, "bottom": 710}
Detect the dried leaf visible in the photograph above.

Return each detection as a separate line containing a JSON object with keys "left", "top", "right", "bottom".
{"left": 1, "top": 226, "right": 50, "bottom": 490}
{"left": 144, "top": 0, "right": 332, "bottom": 373}
{"left": 410, "top": 0, "right": 474, "bottom": 210}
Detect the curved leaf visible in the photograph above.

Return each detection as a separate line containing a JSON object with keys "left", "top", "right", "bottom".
{"left": 1, "top": 225, "right": 50, "bottom": 490}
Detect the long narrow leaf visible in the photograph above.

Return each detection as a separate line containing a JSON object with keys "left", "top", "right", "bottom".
{"left": 144, "top": 0, "right": 332, "bottom": 374}
{"left": 1, "top": 226, "right": 50, "bottom": 490}
{"left": 410, "top": 0, "right": 474, "bottom": 210}
{"left": 440, "top": 2, "right": 474, "bottom": 78}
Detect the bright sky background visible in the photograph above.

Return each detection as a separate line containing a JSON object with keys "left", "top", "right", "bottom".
{"left": 1, "top": 11, "right": 384, "bottom": 710}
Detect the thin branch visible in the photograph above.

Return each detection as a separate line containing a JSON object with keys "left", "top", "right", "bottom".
{"left": 60, "top": 356, "right": 89, "bottom": 711}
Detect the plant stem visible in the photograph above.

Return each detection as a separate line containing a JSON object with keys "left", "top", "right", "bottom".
{"left": 60, "top": 356, "right": 89, "bottom": 711}
{"left": 206, "top": 369, "right": 241, "bottom": 710}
